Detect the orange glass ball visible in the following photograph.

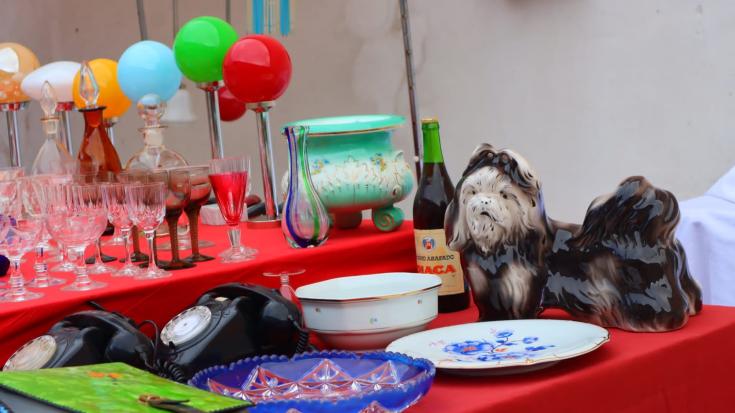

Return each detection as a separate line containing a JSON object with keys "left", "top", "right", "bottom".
{"left": 0, "top": 42, "right": 41, "bottom": 104}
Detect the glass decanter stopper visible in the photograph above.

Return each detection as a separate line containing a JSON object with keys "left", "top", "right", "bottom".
{"left": 125, "top": 94, "right": 187, "bottom": 170}
{"left": 281, "top": 125, "right": 330, "bottom": 248}
{"left": 30, "top": 81, "right": 73, "bottom": 175}
{"left": 76, "top": 61, "right": 122, "bottom": 175}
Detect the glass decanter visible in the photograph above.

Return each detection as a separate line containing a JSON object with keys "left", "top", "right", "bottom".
{"left": 125, "top": 94, "right": 187, "bottom": 170}
{"left": 30, "top": 81, "right": 73, "bottom": 175}
{"left": 76, "top": 61, "right": 122, "bottom": 175}
{"left": 281, "top": 125, "right": 330, "bottom": 248}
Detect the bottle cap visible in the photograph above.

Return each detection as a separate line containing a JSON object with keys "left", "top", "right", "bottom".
{"left": 421, "top": 117, "right": 439, "bottom": 130}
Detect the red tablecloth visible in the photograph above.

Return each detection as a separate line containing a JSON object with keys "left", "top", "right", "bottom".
{"left": 410, "top": 305, "right": 735, "bottom": 413}
{"left": 0, "top": 221, "right": 416, "bottom": 364}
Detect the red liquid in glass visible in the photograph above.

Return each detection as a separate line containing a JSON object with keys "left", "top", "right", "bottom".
{"left": 209, "top": 172, "right": 248, "bottom": 225}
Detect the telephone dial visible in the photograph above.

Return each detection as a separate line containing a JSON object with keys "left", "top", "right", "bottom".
{"left": 3, "top": 310, "right": 155, "bottom": 372}
{"left": 159, "top": 283, "right": 309, "bottom": 381}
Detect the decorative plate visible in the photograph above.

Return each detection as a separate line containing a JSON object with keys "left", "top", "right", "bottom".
{"left": 188, "top": 351, "right": 435, "bottom": 413}
{"left": 386, "top": 319, "right": 609, "bottom": 376}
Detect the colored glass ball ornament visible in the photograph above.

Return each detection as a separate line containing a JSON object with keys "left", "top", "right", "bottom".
{"left": 0, "top": 42, "right": 41, "bottom": 103}
{"left": 118, "top": 40, "right": 181, "bottom": 103}
{"left": 173, "top": 16, "right": 238, "bottom": 83}
{"left": 217, "top": 86, "right": 247, "bottom": 121}
{"left": 222, "top": 35, "right": 292, "bottom": 103}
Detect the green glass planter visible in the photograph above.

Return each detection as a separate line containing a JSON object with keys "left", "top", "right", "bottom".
{"left": 282, "top": 115, "right": 414, "bottom": 231}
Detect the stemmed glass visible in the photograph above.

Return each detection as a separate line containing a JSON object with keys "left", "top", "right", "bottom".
{"left": 0, "top": 179, "right": 21, "bottom": 289}
{"left": 0, "top": 167, "right": 24, "bottom": 181}
{"left": 45, "top": 184, "right": 109, "bottom": 291}
{"left": 125, "top": 182, "right": 170, "bottom": 279}
{"left": 0, "top": 215, "right": 44, "bottom": 302}
{"left": 158, "top": 168, "right": 193, "bottom": 270}
{"left": 101, "top": 183, "right": 140, "bottom": 277}
{"left": 262, "top": 268, "right": 305, "bottom": 310}
{"left": 77, "top": 172, "right": 116, "bottom": 274}
{"left": 179, "top": 166, "right": 215, "bottom": 263}
{"left": 209, "top": 156, "right": 257, "bottom": 263}
{"left": 20, "top": 176, "right": 66, "bottom": 288}
{"left": 0, "top": 181, "right": 44, "bottom": 302}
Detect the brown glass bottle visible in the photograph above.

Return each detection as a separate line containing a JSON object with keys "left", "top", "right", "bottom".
{"left": 77, "top": 107, "right": 122, "bottom": 175}
{"left": 413, "top": 118, "right": 470, "bottom": 313}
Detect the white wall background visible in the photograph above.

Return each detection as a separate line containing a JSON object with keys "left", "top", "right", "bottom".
{"left": 2, "top": 0, "right": 734, "bottom": 223}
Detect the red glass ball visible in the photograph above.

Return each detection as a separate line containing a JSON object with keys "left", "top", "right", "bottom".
{"left": 222, "top": 35, "right": 292, "bottom": 103}
{"left": 218, "top": 86, "right": 247, "bottom": 122}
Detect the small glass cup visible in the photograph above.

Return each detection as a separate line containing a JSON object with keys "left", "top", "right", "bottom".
{"left": 262, "top": 268, "right": 305, "bottom": 311}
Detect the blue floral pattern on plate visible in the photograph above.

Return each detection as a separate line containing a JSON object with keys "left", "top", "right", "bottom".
{"left": 442, "top": 329, "right": 555, "bottom": 362}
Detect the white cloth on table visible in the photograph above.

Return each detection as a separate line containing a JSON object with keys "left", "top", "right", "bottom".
{"left": 676, "top": 166, "right": 735, "bottom": 306}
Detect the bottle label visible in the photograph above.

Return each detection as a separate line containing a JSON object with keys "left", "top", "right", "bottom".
{"left": 414, "top": 229, "right": 465, "bottom": 296}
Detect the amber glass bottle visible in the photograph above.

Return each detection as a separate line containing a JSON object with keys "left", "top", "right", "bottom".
{"left": 77, "top": 107, "right": 122, "bottom": 175}
{"left": 413, "top": 118, "right": 470, "bottom": 313}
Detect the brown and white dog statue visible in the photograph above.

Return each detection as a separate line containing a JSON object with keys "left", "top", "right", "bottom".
{"left": 445, "top": 144, "right": 702, "bottom": 332}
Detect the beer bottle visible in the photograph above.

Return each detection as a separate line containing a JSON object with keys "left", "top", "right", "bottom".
{"left": 413, "top": 118, "right": 470, "bottom": 313}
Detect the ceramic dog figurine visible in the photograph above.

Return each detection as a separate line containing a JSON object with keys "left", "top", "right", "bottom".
{"left": 445, "top": 144, "right": 702, "bottom": 332}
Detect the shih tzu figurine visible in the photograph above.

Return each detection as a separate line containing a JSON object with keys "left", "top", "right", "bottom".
{"left": 445, "top": 144, "right": 702, "bottom": 332}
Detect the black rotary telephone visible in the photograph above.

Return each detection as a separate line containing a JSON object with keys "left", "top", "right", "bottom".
{"left": 3, "top": 309, "right": 155, "bottom": 372}
{"left": 158, "top": 283, "right": 309, "bottom": 381}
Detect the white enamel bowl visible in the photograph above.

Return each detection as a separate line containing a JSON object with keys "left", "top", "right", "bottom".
{"left": 295, "top": 273, "right": 441, "bottom": 350}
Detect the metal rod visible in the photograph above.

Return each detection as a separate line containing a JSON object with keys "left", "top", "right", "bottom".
{"left": 399, "top": 0, "right": 421, "bottom": 177}
{"left": 136, "top": 0, "right": 148, "bottom": 40}
{"left": 172, "top": 0, "right": 179, "bottom": 38}
{"left": 199, "top": 82, "right": 225, "bottom": 159}
{"left": 5, "top": 111, "right": 21, "bottom": 167}
{"left": 226, "top": 0, "right": 232, "bottom": 24}
{"left": 249, "top": 102, "right": 279, "bottom": 220}
{"left": 58, "top": 106, "right": 74, "bottom": 155}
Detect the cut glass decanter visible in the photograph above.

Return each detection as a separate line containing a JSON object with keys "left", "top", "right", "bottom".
{"left": 125, "top": 94, "right": 187, "bottom": 170}
{"left": 30, "top": 81, "right": 73, "bottom": 175}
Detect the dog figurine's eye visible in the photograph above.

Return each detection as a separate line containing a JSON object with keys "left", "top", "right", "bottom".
{"left": 502, "top": 193, "right": 508, "bottom": 200}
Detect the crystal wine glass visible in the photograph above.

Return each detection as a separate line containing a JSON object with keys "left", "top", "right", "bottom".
{"left": 158, "top": 168, "right": 193, "bottom": 270}
{"left": 0, "top": 179, "right": 20, "bottom": 289}
{"left": 209, "top": 157, "right": 257, "bottom": 263}
{"left": 180, "top": 166, "right": 214, "bottom": 263}
{"left": 0, "top": 167, "right": 24, "bottom": 181}
{"left": 45, "top": 184, "right": 108, "bottom": 291}
{"left": 125, "top": 182, "right": 170, "bottom": 279}
{"left": 0, "top": 180, "right": 44, "bottom": 302}
{"left": 117, "top": 170, "right": 167, "bottom": 264}
{"left": 20, "top": 176, "right": 66, "bottom": 288}
{"left": 75, "top": 172, "right": 116, "bottom": 274}
{"left": 101, "top": 183, "right": 140, "bottom": 277}
{"left": 0, "top": 214, "right": 44, "bottom": 302}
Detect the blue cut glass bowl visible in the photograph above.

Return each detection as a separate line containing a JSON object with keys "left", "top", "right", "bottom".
{"left": 188, "top": 351, "right": 435, "bottom": 413}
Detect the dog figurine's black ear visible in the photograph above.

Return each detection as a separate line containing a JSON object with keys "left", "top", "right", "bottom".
{"left": 445, "top": 144, "right": 496, "bottom": 251}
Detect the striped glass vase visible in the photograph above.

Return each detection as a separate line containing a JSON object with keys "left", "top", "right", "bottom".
{"left": 281, "top": 125, "right": 330, "bottom": 248}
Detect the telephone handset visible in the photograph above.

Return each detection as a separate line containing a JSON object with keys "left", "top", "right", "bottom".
{"left": 3, "top": 310, "right": 155, "bottom": 372}
{"left": 160, "top": 283, "right": 309, "bottom": 381}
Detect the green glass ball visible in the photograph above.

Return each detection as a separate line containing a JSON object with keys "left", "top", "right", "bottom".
{"left": 173, "top": 16, "right": 238, "bottom": 83}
